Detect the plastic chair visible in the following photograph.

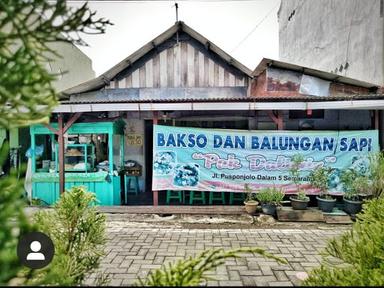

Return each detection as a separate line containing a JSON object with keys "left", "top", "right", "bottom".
{"left": 125, "top": 175, "right": 140, "bottom": 195}
{"left": 209, "top": 192, "right": 226, "bottom": 204}
{"left": 166, "top": 190, "right": 184, "bottom": 204}
{"left": 189, "top": 191, "right": 206, "bottom": 205}
{"left": 229, "top": 192, "right": 245, "bottom": 205}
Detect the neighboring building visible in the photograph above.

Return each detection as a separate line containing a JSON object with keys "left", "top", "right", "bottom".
{"left": 28, "top": 22, "right": 383, "bottom": 208}
{"left": 278, "top": 0, "right": 384, "bottom": 85}
{"left": 0, "top": 41, "right": 94, "bottom": 175}
{"left": 48, "top": 41, "right": 95, "bottom": 92}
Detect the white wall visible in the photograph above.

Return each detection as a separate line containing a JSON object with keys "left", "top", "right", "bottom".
{"left": 47, "top": 42, "right": 95, "bottom": 92}
{"left": 116, "top": 119, "right": 146, "bottom": 192}
{"left": 279, "top": 0, "right": 384, "bottom": 85}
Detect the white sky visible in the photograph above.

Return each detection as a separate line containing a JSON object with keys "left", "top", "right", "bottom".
{"left": 69, "top": 0, "right": 280, "bottom": 76}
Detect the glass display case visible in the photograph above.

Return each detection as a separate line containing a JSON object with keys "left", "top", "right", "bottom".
{"left": 30, "top": 120, "right": 125, "bottom": 206}
{"left": 55, "top": 144, "right": 95, "bottom": 172}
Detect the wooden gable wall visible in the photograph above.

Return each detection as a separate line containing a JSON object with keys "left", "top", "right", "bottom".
{"left": 107, "top": 33, "right": 248, "bottom": 89}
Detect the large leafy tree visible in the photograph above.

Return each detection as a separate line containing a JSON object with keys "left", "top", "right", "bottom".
{"left": 0, "top": 0, "right": 111, "bottom": 284}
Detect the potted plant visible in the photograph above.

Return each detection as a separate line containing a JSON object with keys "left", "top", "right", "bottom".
{"left": 290, "top": 190, "right": 310, "bottom": 210}
{"left": 289, "top": 154, "right": 310, "bottom": 210}
{"left": 243, "top": 184, "right": 258, "bottom": 215}
{"left": 256, "top": 186, "right": 285, "bottom": 217}
{"left": 309, "top": 166, "right": 335, "bottom": 213}
{"left": 340, "top": 169, "right": 367, "bottom": 215}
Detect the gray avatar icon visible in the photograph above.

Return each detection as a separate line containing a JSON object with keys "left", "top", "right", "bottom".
{"left": 17, "top": 231, "right": 54, "bottom": 269}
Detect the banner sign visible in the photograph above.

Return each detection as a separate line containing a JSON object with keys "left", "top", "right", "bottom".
{"left": 152, "top": 125, "right": 379, "bottom": 194}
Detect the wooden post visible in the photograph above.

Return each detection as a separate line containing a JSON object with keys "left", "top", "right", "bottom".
{"left": 153, "top": 114, "right": 158, "bottom": 206}
{"left": 58, "top": 114, "right": 65, "bottom": 195}
{"left": 44, "top": 112, "right": 82, "bottom": 195}
{"left": 267, "top": 110, "right": 284, "bottom": 130}
{"left": 277, "top": 111, "right": 284, "bottom": 130}
{"left": 375, "top": 110, "right": 379, "bottom": 130}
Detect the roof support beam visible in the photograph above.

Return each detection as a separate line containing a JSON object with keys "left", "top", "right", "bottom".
{"left": 267, "top": 110, "right": 284, "bottom": 130}
{"left": 63, "top": 112, "right": 82, "bottom": 134}
{"left": 43, "top": 123, "right": 59, "bottom": 135}
{"left": 52, "top": 100, "right": 384, "bottom": 113}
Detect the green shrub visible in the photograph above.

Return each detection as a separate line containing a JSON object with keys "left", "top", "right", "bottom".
{"left": 288, "top": 154, "right": 309, "bottom": 201}
{"left": 309, "top": 166, "right": 333, "bottom": 199}
{"left": 340, "top": 169, "right": 369, "bottom": 200}
{"left": 368, "top": 152, "right": 384, "bottom": 198}
{"left": 256, "top": 186, "right": 285, "bottom": 204}
{"left": 0, "top": 144, "right": 33, "bottom": 285}
{"left": 1, "top": 0, "right": 110, "bottom": 284}
{"left": 289, "top": 154, "right": 305, "bottom": 192}
{"left": 295, "top": 190, "right": 309, "bottom": 201}
{"left": 137, "top": 247, "right": 287, "bottom": 286}
{"left": 303, "top": 197, "right": 384, "bottom": 286}
{"left": 26, "top": 186, "right": 107, "bottom": 286}
{"left": 30, "top": 198, "right": 49, "bottom": 207}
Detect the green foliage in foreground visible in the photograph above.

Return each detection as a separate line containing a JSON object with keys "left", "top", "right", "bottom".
{"left": 368, "top": 152, "right": 384, "bottom": 198}
{"left": 1, "top": 0, "right": 111, "bottom": 284}
{"left": 26, "top": 186, "right": 107, "bottom": 286}
{"left": 303, "top": 197, "right": 384, "bottom": 286}
{"left": 137, "top": 247, "right": 287, "bottom": 287}
{"left": 0, "top": 0, "right": 111, "bottom": 128}
{"left": 0, "top": 144, "right": 33, "bottom": 285}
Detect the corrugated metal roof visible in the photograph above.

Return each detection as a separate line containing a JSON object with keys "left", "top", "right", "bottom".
{"left": 61, "top": 92, "right": 384, "bottom": 105}
{"left": 251, "top": 93, "right": 384, "bottom": 101}
{"left": 61, "top": 97, "right": 252, "bottom": 104}
{"left": 253, "top": 58, "right": 380, "bottom": 89}
{"left": 66, "top": 87, "right": 247, "bottom": 103}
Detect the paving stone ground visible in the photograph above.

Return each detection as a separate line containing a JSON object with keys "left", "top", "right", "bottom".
{"left": 86, "top": 216, "right": 350, "bottom": 287}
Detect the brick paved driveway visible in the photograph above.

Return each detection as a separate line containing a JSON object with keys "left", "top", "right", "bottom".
{"left": 88, "top": 217, "right": 349, "bottom": 287}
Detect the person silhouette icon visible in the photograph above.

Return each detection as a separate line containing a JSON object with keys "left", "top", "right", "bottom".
{"left": 18, "top": 231, "right": 54, "bottom": 269}
{"left": 26, "top": 241, "right": 45, "bottom": 261}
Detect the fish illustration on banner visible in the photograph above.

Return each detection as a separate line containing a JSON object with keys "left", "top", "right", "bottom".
{"left": 152, "top": 125, "right": 379, "bottom": 195}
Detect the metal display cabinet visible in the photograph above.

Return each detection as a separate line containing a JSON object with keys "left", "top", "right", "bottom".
{"left": 30, "top": 121, "right": 125, "bottom": 206}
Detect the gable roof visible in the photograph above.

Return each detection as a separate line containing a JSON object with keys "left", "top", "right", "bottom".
{"left": 62, "top": 21, "right": 253, "bottom": 98}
